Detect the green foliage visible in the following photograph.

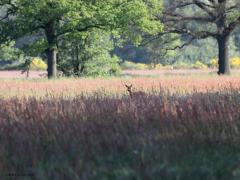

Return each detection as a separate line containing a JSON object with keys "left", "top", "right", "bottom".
{"left": 0, "top": 0, "right": 163, "bottom": 78}
{"left": 164, "top": 37, "right": 238, "bottom": 65}
{"left": 0, "top": 41, "right": 23, "bottom": 62}
{"left": 145, "top": 33, "right": 181, "bottom": 65}
{"left": 116, "top": 35, "right": 240, "bottom": 67}
{"left": 3, "top": 0, "right": 163, "bottom": 45}
{"left": 84, "top": 55, "right": 121, "bottom": 77}
{"left": 21, "top": 38, "right": 48, "bottom": 57}
{"left": 112, "top": 0, "right": 163, "bottom": 44}
{"left": 58, "top": 30, "right": 121, "bottom": 77}
{"left": 115, "top": 1, "right": 240, "bottom": 68}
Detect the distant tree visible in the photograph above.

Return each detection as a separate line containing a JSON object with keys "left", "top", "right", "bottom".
{"left": 159, "top": 0, "right": 240, "bottom": 74}
{"left": 1, "top": 0, "right": 163, "bottom": 79}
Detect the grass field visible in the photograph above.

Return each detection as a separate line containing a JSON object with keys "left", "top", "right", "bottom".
{"left": 0, "top": 70, "right": 240, "bottom": 179}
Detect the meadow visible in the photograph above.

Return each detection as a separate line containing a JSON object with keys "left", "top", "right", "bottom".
{"left": 0, "top": 72, "right": 240, "bottom": 179}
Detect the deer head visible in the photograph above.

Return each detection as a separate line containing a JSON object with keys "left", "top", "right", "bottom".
{"left": 125, "top": 84, "right": 146, "bottom": 98}
{"left": 125, "top": 84, "right": 133, "bottom": 96}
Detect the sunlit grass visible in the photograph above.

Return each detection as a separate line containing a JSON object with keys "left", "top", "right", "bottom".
{"left": 0, "top": 76, "right": 240, "bottom": 98}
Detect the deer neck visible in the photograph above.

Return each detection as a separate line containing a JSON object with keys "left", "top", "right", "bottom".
{"left": 127, "top": 90, "right": 132, "bottom": 97}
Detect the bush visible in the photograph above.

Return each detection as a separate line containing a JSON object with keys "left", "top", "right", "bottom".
{"left": 30, "top": 57, "right": 47, "bottom": 70}
{"left": 3, "top": 57, "right": 47, "bottom": 71}
{"left": 172, "top": 61, "right": 191, "bottom": 69}
{"left": 121, "top": 61, "right": 148, "bottom": 70}
{"left": 148, "top": 63, "right": 163, "bottom": 70}
{"left": 209, "top": 57, "right": 240, "bottom": 69}
{"left": 192, "top": 60, "right": 208, "bottom": 69}
{"left": 209, "top": 58, "right": 218, "bottom": 68}
{"left": 231, "top": 57, "right": 240, "bottom": 68}
{"left": 83, "top": 55, "right": 121, "bottom": 77}
{"left": 122, "top": 60, "right": 210, "bottom": 70}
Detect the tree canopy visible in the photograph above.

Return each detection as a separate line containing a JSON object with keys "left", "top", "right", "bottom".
{"left": 158, "top": 0, "right": 240, "bottom": 74}
{"left": 1, "top": 0, "right": 240, "bottom": 76}
{"left": 0, "top": 0, "right": 163, "bottom": 78}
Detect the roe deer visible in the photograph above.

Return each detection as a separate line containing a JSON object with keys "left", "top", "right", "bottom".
{"left": 125, "top": 84, "right": 146, "bottom": 98}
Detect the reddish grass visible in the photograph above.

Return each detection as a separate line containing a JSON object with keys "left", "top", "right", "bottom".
{"left": 0, "top": 76, "right": 240, "bottom": 179}
{"left": 0, "top": 76, "right": 240, "bottom": 98}
{"left": 0, "top": 70, "right": 46, "bottom": 79}
{"left": 0, "top": 90, "right": 240, "bottom": 178}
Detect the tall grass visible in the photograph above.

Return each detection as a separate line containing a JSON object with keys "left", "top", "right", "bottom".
{"left": 0, "top": 83, "right": 240, "bottom": 179}
{"left": 0, "top": 76, "right": 240, "bottom": 98}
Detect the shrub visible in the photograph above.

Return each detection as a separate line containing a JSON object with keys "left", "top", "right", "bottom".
{"left": 209, "top": 58, "right": 218, "bottom": 68}
{"left": 136, "top": 63, "right": 148, "bottom": 70}
{"left": 209, "top": 57, "right": 240, "bottom": 69}
{"left": 83, "top": 55, "right": 121, "bottom": 77}
{"left": 172, "top": 61, "right": 191, "bottom": 69}
{"left": 121, "top": 61, "right": 148, "bottom": 70}
{"left": 30, "top": 57, "right": 47, "bottom": 70}
{"left": 192, "top": 60, "right": 208, "bottom": 69}
{"left": 161, "top": 65, "right": 174, "bottom": 70}
{"left": 231, "top": 57, "right": 240, "bottom": 68}
{"left": 149, "top": 63, "right": 163, "bottom": 70}
{"left": 122, "top": 60, "right": 210, "bottom": 70}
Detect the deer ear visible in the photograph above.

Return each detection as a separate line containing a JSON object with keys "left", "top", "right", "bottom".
{"left": 130, "top": 85, "right": 133, "bottom": 88}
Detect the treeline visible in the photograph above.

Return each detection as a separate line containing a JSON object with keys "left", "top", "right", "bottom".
{"left": 0, "top": 0, "right": 240, "bottom": 78}
{"left": 115, "top": 30, "right": 240, "bottom": 65}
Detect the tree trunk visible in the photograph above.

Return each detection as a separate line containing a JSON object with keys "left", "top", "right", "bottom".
{"left": 46, "top": 48, "right": 57, "bottom": 79}
{"left": 73, "top": 44, "right": 80, "bottom": 75}
{"left": 217, "top": 35, "right": 230, "bottom": 75}
{"left": 45, "top": 22, "right": 57, "bottom": 79}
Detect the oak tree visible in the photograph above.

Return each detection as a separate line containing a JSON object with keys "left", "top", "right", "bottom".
{"left": 161, "top": 0, "right": 240, "bottom": 74}
{"left": 1, "top": 0, "right": 163, "bottom": 78}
